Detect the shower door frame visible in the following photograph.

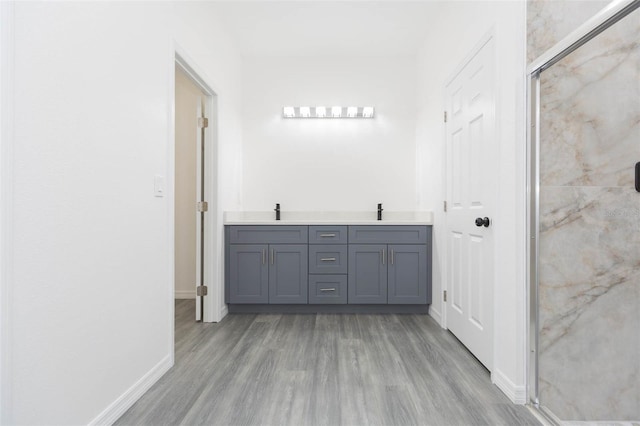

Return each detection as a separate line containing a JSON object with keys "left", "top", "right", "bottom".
{"left": 527, "top": 0, "right": 640, "bottom": 413}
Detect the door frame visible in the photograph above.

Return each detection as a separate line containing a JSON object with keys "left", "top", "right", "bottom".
{"left": 170, "top": 44, "right": 222, "bottom": 325}
{"left": 526, "top": 0, "right": 640, "bottom": 410}
{"left": 0, "top": 2, "right": 14, "bottom": 422}
{"left": 442, "top": 28, "right": 497, "bottom": 363}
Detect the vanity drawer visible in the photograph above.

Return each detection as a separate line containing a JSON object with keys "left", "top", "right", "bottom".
{"left": 309, "top": 226, "right": 348, "bottom": 244}
{"left": 348, "top": 225, "right": 429, "bottom": 244}
{"left": 309, "top": 245, "right": 348, "bottom": 274}
{"left": 228, "top": 225, "right": 308, "bottom": 244}
{"left": 308, "top": 275, "right": 347, "bottom": 304}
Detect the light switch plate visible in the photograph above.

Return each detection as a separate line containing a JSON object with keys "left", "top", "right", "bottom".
{"left": 154, "top": 175, "right": 165, "bottom": 197}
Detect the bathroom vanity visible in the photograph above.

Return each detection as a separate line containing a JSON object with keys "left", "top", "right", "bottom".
{"left": 224, "top": 212, "right": 433, "bottom": 313}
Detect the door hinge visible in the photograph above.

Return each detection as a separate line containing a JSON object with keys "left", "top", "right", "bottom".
{"left": 443, "top": 290, "right": 447, "bottom": 302}
{"left": 444, "top": 111, "right": 448, "bottom": 123}
{"left": 444, "top": 201, "right": 447, "bottom": 212}
{"left": 196, "top": 201, "right": 208, "bottom": 212}
{"left": 197, "top": 285, "right": 208, "bottom": 297}
{"left": 198, "top": 117, "right": 209, "bottom": 128}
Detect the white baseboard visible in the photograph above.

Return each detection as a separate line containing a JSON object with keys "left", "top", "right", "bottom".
{"left": 492, "top": 368, "right": 526, "bottom": 404}
{"left": 428, "top": 306, "right": 443, "bottom": 327}
{"left": 219, "top": 304, "right": 228, "bottom": 322}
{"left": 89, "top": 354, "right": 173, "bottom": 426}
{"left": 174, "top": 290, "right": 195, "bottom": 299}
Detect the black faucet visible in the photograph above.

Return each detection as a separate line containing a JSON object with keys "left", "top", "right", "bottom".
{"left": 377, "top": 203, "right": 383, "bottom": 221}
{"left": 275, "top": 203, "right": 281, "bottom": 221}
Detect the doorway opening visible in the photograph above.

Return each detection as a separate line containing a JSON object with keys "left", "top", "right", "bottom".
{"left": 173, "top": 53, "right": 219, "bottom": 323}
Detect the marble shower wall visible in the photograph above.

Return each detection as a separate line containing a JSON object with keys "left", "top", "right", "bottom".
{"left": 529, "top": 1, "right": 640, "bottom": 421}
{"left": 527, "top": 0, "right": 611, "bottom": 62}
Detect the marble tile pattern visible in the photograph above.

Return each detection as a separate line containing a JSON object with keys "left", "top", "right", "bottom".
{"left": 534, "top": 4, "right": 640, "bottom": 422}
{"left": 527, "top": 0, "right": 611, "bottom": 63}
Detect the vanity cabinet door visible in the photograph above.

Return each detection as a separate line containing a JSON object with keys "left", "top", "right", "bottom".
{"left": 387, "top": 245, "right": 427, "bottom": 304}
{"left": 348, "top": 244, "right": 387, "bottom": 304}
{"left": 269, "top": 244, "right": 308, "bottom": 304}
{"left": 228, "top": 244, "right": 269, "bottom": 304}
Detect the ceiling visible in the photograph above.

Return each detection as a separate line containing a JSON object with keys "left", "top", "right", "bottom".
{"left": 209, "top": 1, "right": 443, "bottom": 57}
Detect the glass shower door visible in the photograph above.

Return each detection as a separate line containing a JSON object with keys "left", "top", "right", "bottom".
{"left": 536, "top": 6, "right": 640, "bottom": 421}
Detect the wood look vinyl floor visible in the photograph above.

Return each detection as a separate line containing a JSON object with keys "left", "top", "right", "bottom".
{"left": 116, "top": 300, "right": 540, "bottom": 426}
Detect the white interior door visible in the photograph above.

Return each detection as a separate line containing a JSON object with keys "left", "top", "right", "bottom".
{"left": 445, "top": 36, "right": 496, "bottom": 370}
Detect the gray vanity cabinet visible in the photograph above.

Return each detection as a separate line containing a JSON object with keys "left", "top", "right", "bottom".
{"left": 226, "top": 224, "right": 432, "bottom": 310}
{"left": 348, "top": 226, "right": 431, "bottom": 305}
{"left": 348, "top": 244, "right": 388, "bottom": 304}
{"left": 226, "top": 226, "right": 308, "bottom": 304}
{"left": 387, "top": 244, "right": 428, "bottom": 304}
{"left": 308, "top": 226, "right": 348, "bottom": 304}
{"left": 269, "top": 244, "right": 308, "bottom": 304}
{"left": 348, "top": 244, "right": 427, "bottom": 304}
{"left": 228, "top": 244, "right": 269, "bottom": 304}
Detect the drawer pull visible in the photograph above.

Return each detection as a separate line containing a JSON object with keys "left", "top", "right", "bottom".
{"left": 319, "top": 288, "right": 336, "bottom": 292}
{"left": 320, "top": 233, "right": 336, "bottom": 237}
{"left": 320, "top": 257, "right": 336, "bottom": 262}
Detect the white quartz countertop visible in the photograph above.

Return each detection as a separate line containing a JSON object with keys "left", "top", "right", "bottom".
{"left": 223, "top": 211, "right": 433, "bottom": 225}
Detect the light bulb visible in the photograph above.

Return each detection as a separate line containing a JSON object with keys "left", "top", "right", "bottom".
{"left": 283, "top": 106, "right": 295, "bottom": 118}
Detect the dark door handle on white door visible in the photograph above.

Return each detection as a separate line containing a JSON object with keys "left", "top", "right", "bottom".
{"left": 475, "top": 217, "right": 490, "bottom": 227}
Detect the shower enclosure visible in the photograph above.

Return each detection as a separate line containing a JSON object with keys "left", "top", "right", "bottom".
{"left": 529, "top": 1, "right": 639, "bottom": 421}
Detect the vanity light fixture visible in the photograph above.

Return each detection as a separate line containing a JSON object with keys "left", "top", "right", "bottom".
{"left": 282, "top": 106, "right": 375, "bottom": 119}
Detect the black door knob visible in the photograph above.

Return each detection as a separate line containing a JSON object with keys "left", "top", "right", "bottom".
{"left": 475, "top": 217, "right": 490, "bottom": 227}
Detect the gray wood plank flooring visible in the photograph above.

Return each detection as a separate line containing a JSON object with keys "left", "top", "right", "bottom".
{"left": 115, "top": 300, "right": 540, "bottom": 426}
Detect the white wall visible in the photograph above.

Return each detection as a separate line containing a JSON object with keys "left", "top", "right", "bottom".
{"left": 241, "top": 56, "right": 418, "bottom": 212}
{"left": 0, "top": 3, "right": 13, "bottom": 423}
{"left": 415, "top": 1, "right": 527, "bottom": 402}
{"left": 2, "top": 1, "right": 242, "bottom": 424}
